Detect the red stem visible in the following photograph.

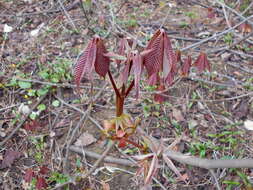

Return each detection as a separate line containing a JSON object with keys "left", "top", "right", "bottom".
{"left": 108, "top": 70, "right": 121, "bottom": 98}
{"left": 121, "top": 84, "right": 126, "bottom": 97}
{"left": 125, "top": 79, "right": 135, "bottom": 97}
{"left": 121, "top": 137, "right": 144, "bottom": 149}
{"left": 116, "top": 95, "right": 124, "bottom": 116}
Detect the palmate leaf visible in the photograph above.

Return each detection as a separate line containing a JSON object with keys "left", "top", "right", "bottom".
{"left": 95, "top": 39, "right": 110, "bottom": 78}
{"left": 143, "top": 30, "right": 163, "bottom": 81}
{"left": 143, "top": 29, "right": 177, "bottom": 86}
{"left": 74, "top": 36, "right": 110, "bottom": 88}
{"left": 180, "top": 55, "right": 192, "bottom": 77}
{"left": 132, "top": 49, "right": 153, "bottom": 98}
{"left": 163, "top": 31, "right": 177, "bottom": 84}
{"left": 132, "top": 52, "right": 142, "bottom": 98}
{"left": 74, "top": 38, "right": 97, "bottom": 87}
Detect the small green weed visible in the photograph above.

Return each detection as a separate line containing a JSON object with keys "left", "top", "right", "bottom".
{"left": 49, "top": 172, "right": 69, "bottom": 185}
{"left": 223, "top": 33, "right": 234, "bottom": 45}
{"left": 29, "top": 136, "right": 46, "bottom": 163}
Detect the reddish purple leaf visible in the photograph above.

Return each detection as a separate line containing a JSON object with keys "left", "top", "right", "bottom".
{"left": 144, "top": 29, "right": 177, "bottom": 87}
{"left": 74, "top": 36, "right": 110, "bottom": 88}
{"left": 24, "top": 120, "right": 41, "bottom": 131}
{"left": 180, "top": 55, "right": 192, "bottom": 77}
{"left": 147, "top": 73, "right": 159, "bottom": 86}
{"left": 163, "top": 34, "right": 177, "bottom": 85}
{"left": 0, "top": 149, "right": 22, "bottom": 169}
{"left": 120, "top": 62, "right": 131, "bottom": 85}
{"left": 95, "top": 38, "right": 110, "bottom": 78}
{"left": 39, "top": 166, "right": 50, "bottom": 175}
{"left": 74, "top": 38, "right": 97, "bottom": 87}
{"left": 194, "top": 52, "right": 211, "bottom": 72}
{"left": 36, "top": 177, "right": 47, "bottom": 190}
{"left": 144, "top": 29, "right": 163, "bottom": 79}
{"left": 116, "top": 38, "right": 128, "bottom": 66}
{"left": 132, "top": 52, "right": 143, "bottom": 98}
{"left": 24, "top": 169, "right": 35, "bottom": 183}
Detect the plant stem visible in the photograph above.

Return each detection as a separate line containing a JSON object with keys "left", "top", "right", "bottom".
{"left": 125, "top": 79, "right": 135, "bottom": 97}
{"left": 122, "top": 137, "right": 144, "bottom": 149}
{"left": 121, "top": 84, "right": 126, "bottom": 96}
{"left": 116, "top": 95, "right": 124, "bottom": 116}
{"left": 108, "top": 70, "right": 121, "bottom": 98}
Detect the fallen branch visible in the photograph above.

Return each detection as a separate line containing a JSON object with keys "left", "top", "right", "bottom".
{"left": 69, "top": 145, "right": 135, "bottom": 166}
{"left": 138, "top": 128, "right": 253, "bottom": 169}
{"left": 164, "top": 149, "right": 253, "bottom": 169}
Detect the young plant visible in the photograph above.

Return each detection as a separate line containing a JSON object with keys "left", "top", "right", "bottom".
{"left": 73, "top": 29, "right": 211, "bottom": 186}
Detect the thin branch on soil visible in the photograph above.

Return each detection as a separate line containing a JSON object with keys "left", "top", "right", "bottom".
{"left": 71, "top": 145, "right": 167, "bottom": 190}
{"left": 54, "top": 95, "right": 85, "bottom": 114}
{"left": 150, "top": 91, "right": 253, "bottom": 103}
{"left": 181, "top": 15, "right": 253, "bottom": 51}
{"left": 241, "top": 1, "right": 253, "bottom": 15}
{"left": 53, "top": 98, "right": 104, "bottom": 132}
{"left": 165, "top": 149, "right": 253, "bottom": 169}
{"left": 53, "top": 141, "right": 116, "bottom": 190}
{"left": 221, "top": 2, "right": 231, "bottom": 28}
{"left": 215, "top": 0, "right": 253, "bottom": 26}
{"left": 0, "top": 0, "right": 80, "bottom": 17}
{"left": 189, "top": 77, "right": 236, "bottom": 87}
{"left": 0, "top": 104, "right": 19, "bottom": 112}
{"left": 69, "top": 145, "right": 135, "bottom": 166}
{"left": 87, "top": 116, "right": 103, "bottom": 130}
{"left": 225, "top": 61, "right": 253, "bottom": 74}
{"left": 210, "top": 31, "right": 253, "bottom": 54}
{"left": 227, "top": 49, "right": 253, "bottom": 59}
{"left": 62, "top": 83, "right": 107, "bottom": 172}
{"left": 209, "top": 169, "right": 221, "bottom": 190}
{"left": 57, "top": 0, "right": 78, "bottom": 31}
{"left": 1, "top": 76, "right": 106, "bottom": 90}
{"left": 79, "top": 0, "right": 90, "bottom": 25}
{"left": 0, "top": 93, "right": 48, "bottom": 147}
{"left": 77, "top": 140, "right": 116, "bottom": 178}
{"left": 63, "top": 114, "right": 87, "bottom": 173}
{"left": 138, "top": 128, "right": 253, "bottom": 169}
{"left": 196, "top": 90, "right": 218, "bottom": 127}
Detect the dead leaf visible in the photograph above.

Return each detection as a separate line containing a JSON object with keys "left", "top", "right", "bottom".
{"left": 233, "top": 99, "right": 249, "bottom": 119}
{"left": 101, "top": 181, "right": 110, "bottom": 190}
{"left": 0, "top": 149, "right": 22, "bottom": 169}
{"left": 238, "top": 23, "right": 252, "bottom": 33}
{"left": 39, "top": 165, "right": 50, "bottom": 175}
{"left": 172, "top": 108, "right": 184, "bottom": 122}
{"left": 35, "top": 177, "right": 47, "bottom": 190}
{"left": 3, "top": 24, "right": 13, "bottom": 33}
{"left": 74, "top": 132, "right": 97, "bottom": 147}
{"left": 24, "top": 169, "right": 35, "bottom": 183}
{"left": 244, "top": 120, "right": 253, "bottom": 130}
